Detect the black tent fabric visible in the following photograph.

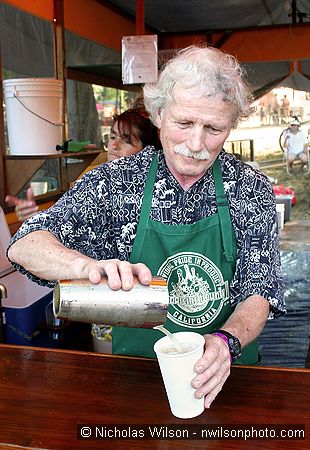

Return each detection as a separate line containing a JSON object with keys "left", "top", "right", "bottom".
{"left": 276, "top": 70, "right": 310, "bottom": 91}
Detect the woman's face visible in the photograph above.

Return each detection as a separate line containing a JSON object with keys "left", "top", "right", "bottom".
{"left": 107, "top": 122, "right": 143, "bottom": 161}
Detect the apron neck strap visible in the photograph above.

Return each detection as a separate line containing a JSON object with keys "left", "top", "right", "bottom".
{"left": 130, "top": 154, "right": 158, "bottom": 263}
{"left": 213, "top": 158, "right": 234, "bottom": 262}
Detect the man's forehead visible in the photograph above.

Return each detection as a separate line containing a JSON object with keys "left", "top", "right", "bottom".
{"left": 165, "top": 93, "right": 234, "bottom": 124}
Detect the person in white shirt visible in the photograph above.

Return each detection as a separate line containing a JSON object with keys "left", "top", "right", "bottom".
{"left": 284, "top": 118, "right": 308, "bottom": 172}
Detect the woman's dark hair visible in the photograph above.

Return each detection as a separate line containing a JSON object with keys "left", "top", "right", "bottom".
{"left": 112, "top": 108, "right": 161, "bottom": 149}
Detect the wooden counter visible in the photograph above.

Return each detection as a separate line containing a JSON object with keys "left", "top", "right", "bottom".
{"left": 0, "top": 344, "right": 309, "bottom": 449}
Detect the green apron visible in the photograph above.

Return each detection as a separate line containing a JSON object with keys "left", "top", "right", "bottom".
{"left": 113, "top": 155, "right": 258, "bottom": 364}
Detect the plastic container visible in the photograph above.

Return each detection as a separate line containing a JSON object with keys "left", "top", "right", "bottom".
{"left": 275, "top": 194, "right": 293, "bottom": 223}
{"left": 276, "top": 203, "right": 285, "bottom": 232}
{"left": 0, "top": 207, "right": 52, "bottom": 346}
{"left": 92, "top": 324, "right": 112, "bottom": 354}
{"left": 3, "top": 78, "right": 63, "bottom": 155}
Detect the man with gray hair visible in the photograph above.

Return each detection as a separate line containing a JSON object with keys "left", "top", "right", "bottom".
{"left": 7, "top": 45, "right": 284, "bottom": 410}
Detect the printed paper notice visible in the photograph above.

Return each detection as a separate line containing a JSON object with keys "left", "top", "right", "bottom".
{"left": 122, "top": 35, "right": 158, "bottom": 84}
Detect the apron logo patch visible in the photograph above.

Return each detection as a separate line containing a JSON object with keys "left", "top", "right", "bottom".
{"left": 158, "top": 252, "right": 229, "bottom": 328}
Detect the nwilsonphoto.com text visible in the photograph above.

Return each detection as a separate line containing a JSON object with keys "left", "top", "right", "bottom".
{"left": 77, "top": 424, "right": 305, "bottom": 441}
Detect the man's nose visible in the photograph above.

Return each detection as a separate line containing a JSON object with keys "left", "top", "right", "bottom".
{"left": 187, "top": 127, "right": 205, "bottom": 152}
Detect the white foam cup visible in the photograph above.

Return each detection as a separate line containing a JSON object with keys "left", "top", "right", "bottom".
{"left": 30, "top": 181, "right": 48, "bottom": 196}
{"left": 154, "top": 331, "right": 205, "bottom": 419}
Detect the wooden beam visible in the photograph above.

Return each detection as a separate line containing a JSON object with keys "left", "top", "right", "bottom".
{"left": 66, "top": 67, "right": 141, "bottom": 92}
{"left": 159, "top": 23, "right": 310, "bottom": 63}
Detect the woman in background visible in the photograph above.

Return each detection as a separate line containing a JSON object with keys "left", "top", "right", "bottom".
{"left": 6, "top": 105, "right": 160, "bottom": 220}
{"left": 107, "top": 107, "right": 160, "bottom": 160}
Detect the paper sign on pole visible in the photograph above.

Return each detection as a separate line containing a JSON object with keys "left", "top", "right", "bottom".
{"left": 122, "top": 35, "right": 158, "bottom": 84}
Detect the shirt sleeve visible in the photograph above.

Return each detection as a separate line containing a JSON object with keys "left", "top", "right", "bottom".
{"left": 228, "top": 163, "right": 285, "bottom": 319}
{"left": 7, "top": 165, "right": 113, "bottom": 287}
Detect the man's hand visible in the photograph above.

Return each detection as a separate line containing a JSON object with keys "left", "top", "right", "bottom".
{"left": 191, "top": 295, "right": 269, "bottom": 409}
{"left": 191, "top": 334, "right": 231, "bottom": 409}
{"left": 84, "top": 259, "right": 153, "bottom": 289}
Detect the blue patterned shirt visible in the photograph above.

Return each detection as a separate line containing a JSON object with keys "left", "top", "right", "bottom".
{"left": 8, "top": 147, "right": 285, "bottom": 318}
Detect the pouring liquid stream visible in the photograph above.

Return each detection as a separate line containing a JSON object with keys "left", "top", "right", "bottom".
{"left": 153, "top": 325, "right": 187, "bottom": 353}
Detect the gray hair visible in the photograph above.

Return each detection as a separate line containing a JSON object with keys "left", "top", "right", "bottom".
{"left": 143, "top": 45, "right": 253, "bottom": 128}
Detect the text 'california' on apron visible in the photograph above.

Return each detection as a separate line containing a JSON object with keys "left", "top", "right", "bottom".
{"left": 112, "top": 155, "right": 259, "bottom": 364}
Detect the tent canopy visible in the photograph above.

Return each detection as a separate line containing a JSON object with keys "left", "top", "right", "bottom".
{"left": 2, "top": 0, "right": 310, "bottom": 95}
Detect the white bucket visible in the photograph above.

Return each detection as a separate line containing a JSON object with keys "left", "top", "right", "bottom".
{"left": 3, "top": 78, "right": 63, "bottom": 155}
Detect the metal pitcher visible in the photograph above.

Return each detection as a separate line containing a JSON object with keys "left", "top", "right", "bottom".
{"left": 53, "top": 276, "right": 169, "bottom": 328}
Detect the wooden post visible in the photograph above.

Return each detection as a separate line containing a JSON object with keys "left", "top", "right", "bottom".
{"left": 136, "top": 0, "right": 145, "bottom": 35}
{"left": 0, "top": 45, "right": 7, "bottom": 208}
{"left": 53, "top": 0, "right": 67, "bottom": 141}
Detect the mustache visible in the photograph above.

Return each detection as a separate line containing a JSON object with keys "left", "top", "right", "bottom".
{"left": 174, "top": 143, "right": 211, "bottom": 160}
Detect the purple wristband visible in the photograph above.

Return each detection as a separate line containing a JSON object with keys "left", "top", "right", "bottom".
{"left": 212, "top": 332, "right": 232, "bottom": 364}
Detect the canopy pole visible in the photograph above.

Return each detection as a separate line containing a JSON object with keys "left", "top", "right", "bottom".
{"left": 290, "top": 60, "right": 301, "bottom": 73}
{"left": 136, "top": 0, "right": 145, "bottom": 35}
{"left": 291, "top": 0, "right": 297, "bottom": 24}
